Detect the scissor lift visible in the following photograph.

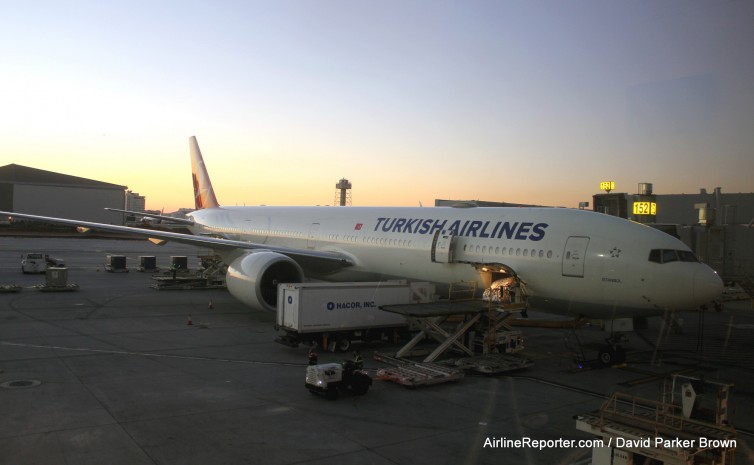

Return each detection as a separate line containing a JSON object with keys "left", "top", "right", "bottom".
{"left": 376, "top": 281, "right": 532, "bottom": 381}
{"left": 382, "top": 300, "right": 518, "bottom": 361}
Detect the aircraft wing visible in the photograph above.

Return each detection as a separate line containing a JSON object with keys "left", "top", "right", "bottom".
{"left": 104, "top": 208, "right": 196, "bottom": 225}
{"left": 0, "top": 210, "right": 354, "bottom": 270}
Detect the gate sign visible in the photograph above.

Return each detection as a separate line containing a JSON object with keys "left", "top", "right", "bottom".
{"left": 633, "top": 201, "right": 657, "bottom": 215}
{"left": 600, "top": 181, "right": 615, "bottom": 193}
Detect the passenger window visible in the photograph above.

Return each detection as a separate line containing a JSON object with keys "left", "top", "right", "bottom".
{"left": 523, "top": 249, "right": 528, "bottom": 257}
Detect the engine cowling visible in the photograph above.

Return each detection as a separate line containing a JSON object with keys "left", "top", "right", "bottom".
{"left": 226, "top": 252, "right": 304, "bottom": 312}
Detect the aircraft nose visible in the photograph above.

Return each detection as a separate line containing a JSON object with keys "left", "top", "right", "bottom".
{"left": 693, "top": 268, "right": 723, "bottom": 304}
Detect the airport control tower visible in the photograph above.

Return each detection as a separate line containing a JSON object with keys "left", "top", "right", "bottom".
{"left": 334, "top": 178, "right": 352, "bottom": 206}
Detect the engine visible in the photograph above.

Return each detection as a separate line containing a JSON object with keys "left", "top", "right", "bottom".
{"left": 226, "top": 252, "right": 304, "bottom": 312}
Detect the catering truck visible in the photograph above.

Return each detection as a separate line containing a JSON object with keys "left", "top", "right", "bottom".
{"left": 275, "top": 281, "right": 435, "bottom": 352}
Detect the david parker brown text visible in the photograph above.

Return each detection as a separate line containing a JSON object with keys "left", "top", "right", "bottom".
{"left": 483, "top": 437, "right": 737, "bottom": 450}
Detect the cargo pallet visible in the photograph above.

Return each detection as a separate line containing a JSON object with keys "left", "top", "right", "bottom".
{"left": 440, "top": 353, "right": 533, "bottom": 375}
{"left": 151, "top": 275, "right": 225, "bottom": 290}
{"left": 33, "top": 283, "right": 79, "bottom": 292}
{"left": 374, "top": 353, "right": 464, "bottom": 387}
{"left": 105, "top": 266, "right": 129, "bottom": 273}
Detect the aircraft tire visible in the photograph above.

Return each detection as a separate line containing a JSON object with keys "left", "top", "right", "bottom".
{"left": 598, "top": 346, "right": 626, "bottom": 366}
{"left": 598, "top": 347, "right": 614, "bottom": 367}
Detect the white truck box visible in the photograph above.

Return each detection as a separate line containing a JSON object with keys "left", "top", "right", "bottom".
{"left": 276, "top": 281, "right": 435, "bottom": 350}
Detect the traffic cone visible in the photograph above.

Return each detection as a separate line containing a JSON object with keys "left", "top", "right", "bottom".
{"left": 208, "top": 300, "right": 213, "bottom": 310}
{"left": 187, "top": 315, "right": 193, "bottom": 326}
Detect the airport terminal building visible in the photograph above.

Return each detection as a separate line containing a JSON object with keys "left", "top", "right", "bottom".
{"left": 0, "top": 164, "right": 127, "bottom": 224}
{"left": 592, "top": 186, "right": 754, "bottom": 284}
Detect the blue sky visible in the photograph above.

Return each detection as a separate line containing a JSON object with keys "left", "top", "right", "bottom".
{"left": 2, "top": 0, "right": 752, "bottom": 211}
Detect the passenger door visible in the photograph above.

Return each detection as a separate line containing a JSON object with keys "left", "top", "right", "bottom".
{"left": 562, "top": 236, "right": 590, "bottom": 277}
{"left": 307, "top": 223, "right": 320, "bottom": 250}
{"left": 431, "top": 230, "right": 456, "bottom": 263}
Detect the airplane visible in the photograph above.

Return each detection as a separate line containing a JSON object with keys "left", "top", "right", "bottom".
{"left": 0, "top": 137, "right": 723, "bottom": 325}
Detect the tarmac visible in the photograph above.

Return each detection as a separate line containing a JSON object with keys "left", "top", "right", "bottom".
{"left": 1, "top": 236, "right": 753, "bottom": 465}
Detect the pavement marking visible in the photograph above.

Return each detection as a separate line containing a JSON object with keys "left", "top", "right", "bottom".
{"left": 1, "top": 341, "right": 306, "bottom": 367}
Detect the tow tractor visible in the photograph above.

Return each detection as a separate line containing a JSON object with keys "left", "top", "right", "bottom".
{"left": 305, "top": 359, "right": 372, "bottom": 400}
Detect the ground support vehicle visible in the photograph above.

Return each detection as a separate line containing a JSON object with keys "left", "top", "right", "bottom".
{"left": 22, "top": 253, "right": 66, "bottom": 274}
{"left": 276, "top": 281, "right": 435, "bottom": 352}
{"left": 305, "top": 360, "right": 373, "bottom": 400}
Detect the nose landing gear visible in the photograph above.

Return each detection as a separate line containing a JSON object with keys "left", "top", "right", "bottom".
{"left": 597, "top": 334, "right": 628, "bottom": 367}
{"left": 568, "top": 328, "right": 628, "bottom": 369}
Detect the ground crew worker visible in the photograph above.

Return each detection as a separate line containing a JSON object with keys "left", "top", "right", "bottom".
{"left": 352, "top": 350, "right": 363, "bottom": 369}
{"left": 308, "top": 341, "right": 318, "bottom": 365}
{"left": 509, "top": 280, "right": 517, "bottom": 304}
{"left": 502, "top": 285, "right": 510, "bottom": 304}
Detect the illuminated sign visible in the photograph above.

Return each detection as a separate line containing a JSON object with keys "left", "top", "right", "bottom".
{"left": 600, "top": 181, "right": 615, "bottom": 192}
{"left": 633, "top": 201, "right": 657, "bottom": 215}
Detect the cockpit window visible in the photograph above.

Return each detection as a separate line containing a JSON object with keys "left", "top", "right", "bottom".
{"left": 662, "top": 249, "right": 678, "bottom": 263}
{"left": 677, "top": 250, "right": 699, "bottom": 262}
{"left": 649, "top": 249, "right": 699, "bottom": 264}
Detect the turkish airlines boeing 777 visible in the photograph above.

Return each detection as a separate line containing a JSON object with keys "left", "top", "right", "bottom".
{"left": 1, "top": 137, "right": 723, "bottom": 320}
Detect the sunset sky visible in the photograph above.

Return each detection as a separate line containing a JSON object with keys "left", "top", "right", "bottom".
{"left": 2, "top": 1, "right": 752, "bottom": 212}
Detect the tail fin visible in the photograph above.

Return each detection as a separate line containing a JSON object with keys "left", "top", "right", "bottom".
{"left": 189, "top": 136, "right": 220, "bottom": 209}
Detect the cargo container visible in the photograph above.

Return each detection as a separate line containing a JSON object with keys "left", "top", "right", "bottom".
{"left": 105, "top": 255, "right": 128, "bottom": 272}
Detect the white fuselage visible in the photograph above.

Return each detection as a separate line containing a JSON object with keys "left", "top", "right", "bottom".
{"left": 188, "top": 205, "right": 723, "bottom": 318}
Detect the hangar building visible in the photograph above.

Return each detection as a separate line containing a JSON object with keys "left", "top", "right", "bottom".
{"left": 0, "top": 164, "right": 127, "bottom": 225}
